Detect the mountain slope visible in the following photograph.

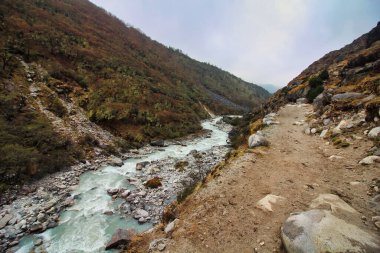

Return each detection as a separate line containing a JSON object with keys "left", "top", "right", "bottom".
{"left": 267, "top": 22, "right": 380, "bottom": 112}
{"left": 230, "top": 22, "right": 380, "bottom": 148}
{"left": 0, "top": 0, "right": 269, "bottom": 137}
{"left": 0, "top": 0, "right": 269, "bottom": 188}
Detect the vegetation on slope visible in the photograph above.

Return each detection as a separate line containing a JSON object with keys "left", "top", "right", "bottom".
{"left": 0, "top": 65, "right": 81, "bottom": 191}
{"left": 0, "top": 0, "right": 269, "bottom": 141}
{"left": 0, "top": 0, "right": 269, "bottom": 189}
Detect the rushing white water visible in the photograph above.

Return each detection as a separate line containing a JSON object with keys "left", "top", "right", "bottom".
{"left": 17, "top": 117, "right": 230, "bottom": 253}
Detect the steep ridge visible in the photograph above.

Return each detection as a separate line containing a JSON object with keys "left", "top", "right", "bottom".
{"left": 267, "top": 21, "right": 380, "bottom": 113}
{"left": 0, "top": 0, "right": 269, "bottom": 189}
{"left": 230, "top": 22, "right": 380, "bottom": 148}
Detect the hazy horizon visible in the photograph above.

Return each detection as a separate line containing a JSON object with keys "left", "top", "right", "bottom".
{"left": 90, "top": 0, "right": 380, "bottom": 88}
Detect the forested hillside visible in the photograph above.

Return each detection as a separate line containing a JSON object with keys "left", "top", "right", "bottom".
{"left": 0, "top": 0, "right": 269, "bottom": 134}
{"left": 0, "top": 0, "right": 269, "bottom": 189}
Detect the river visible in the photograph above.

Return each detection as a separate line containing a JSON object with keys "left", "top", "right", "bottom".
{"left": 16, "top": 116, "right": 231, "bottom": 253}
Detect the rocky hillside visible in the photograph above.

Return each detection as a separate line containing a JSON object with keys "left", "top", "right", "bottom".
{"left": 0, "top": 0, "right": 269, "bottom": 190}
{"left": 231, "top": 22, "right": 380, "bottom": 148}
{"left": 268, "top": 21, "right": 380, "bottom": 113}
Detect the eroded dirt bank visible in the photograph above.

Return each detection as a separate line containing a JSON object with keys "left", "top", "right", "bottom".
{"left": 130, "top": 104, "right": 379, "bottom": 253}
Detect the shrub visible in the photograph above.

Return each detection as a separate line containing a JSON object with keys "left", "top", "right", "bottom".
{"left": 78, "top": 133, "right": 99, "bottom": 147}
{"left": 306, "top": 85, "right": 324, "bottom": 102}
{"left": 177, "top": 182, "right": 199, "bottom": 203}
{"left": 50, "top": 69, "right": 88, "bottom": 88}
{"left": 308, "top": 76, "right": 323, "bottom": 88}
{"left": 319, "top": 69, "right": 329, "bottom": 80}
{"left": 47, "top": 97, "right": 67, "bottom": 117}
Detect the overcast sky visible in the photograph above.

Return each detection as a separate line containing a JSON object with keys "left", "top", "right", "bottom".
{"left": 90, "top": 0, "right": 379, "bottom": 88}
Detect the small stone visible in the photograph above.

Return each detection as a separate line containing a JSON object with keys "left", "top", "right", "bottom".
{"left": 34, "top": 238, "right": 43, "bottom": 246}
{"left": 37, "top": 213, "right": 45, "bottom": 221}
{"left": 256, "top": 194, "right": 285, "bottom": 212}
{"left": 328, "top": 155, "right": 344, "bottom": 161}
{"left": 320, "top": 129, "right": 328, "bottom": 138}
{"left": 157, "top": 243, "right": 166, "bottom": 251}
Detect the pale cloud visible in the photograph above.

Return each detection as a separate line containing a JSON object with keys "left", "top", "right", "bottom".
{"left": 90, "top": 0, "right": 380, "bottom": 88}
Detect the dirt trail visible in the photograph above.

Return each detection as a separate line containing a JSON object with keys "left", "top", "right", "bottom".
{"left": 134, "top": 104, "right": 379, "bottom": 253}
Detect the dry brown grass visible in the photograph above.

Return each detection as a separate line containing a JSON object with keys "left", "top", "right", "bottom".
{"left": 249, "top": 118, "right": 263, "bottom": 135}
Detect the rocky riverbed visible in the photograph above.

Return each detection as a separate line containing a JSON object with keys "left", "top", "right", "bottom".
{"left": 0, "top": 116, "right": 233, "bottom": 253}
{"left": 108, "top": 145, "right": 230, "bottom": 225}
{"left": 0, "top": 154, "right": 123, "bottom": 252}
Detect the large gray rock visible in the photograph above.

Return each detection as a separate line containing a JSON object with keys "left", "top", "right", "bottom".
{"left": 150, "top": 140, "right": 166, "bottom": 147}
{"left": 368, "top": 127, "right": 380, "bottom": 139}
{"left": 164, "top": 219, "right": 179, "bottom": 235}
{"left": 108, "top": 156, "right": 123, "bottom": 167}
{"left": 281, "top": 209, "right": 380, "bottom": 253}
{"left": 313, "top": 92, "right": 332, "bottom": 114}
{"left": 248, "top": 132, "right": 269, "bottom": 148}
{"left": 133, "top": 208, "right": 149, "bottom": 219}
{"left": 332, "top": 92, "right": 362, "bottom": 102}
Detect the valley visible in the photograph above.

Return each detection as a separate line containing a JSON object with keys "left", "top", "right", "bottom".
{"left": 0, "top": 1, "right": 379, "bottom": 253}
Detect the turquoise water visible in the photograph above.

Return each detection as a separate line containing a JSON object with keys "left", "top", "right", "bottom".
{"left": 16, "top": 117, "right": 229, "bottom": 253}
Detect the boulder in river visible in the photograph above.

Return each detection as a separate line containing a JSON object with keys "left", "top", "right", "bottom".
{"left": 150, "top": 140, "right": 166, "bottom": 147}
{"left": 248, "top": 131, "right": 269, "bottom": 148}
{"left": 281, "top": 209, "right": 380, "bottom": 253}
{"left": 105, "top": 229, "right": 134, "bottom": 250}
{"left": 108, "top": 156, "right": 123, "bottom": 167}
{"left": 107, "top": 188, "right": 119, "bottom": 195}
{"left": 136, "top": 161, "right": 150, "bottom": 170}
{"left": 133, "top": 208, "right": 149, "bottom": 219}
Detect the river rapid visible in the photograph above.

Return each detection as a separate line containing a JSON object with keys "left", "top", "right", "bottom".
{"left": 15, "top": 116, "right": 232, "bottom": 253}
